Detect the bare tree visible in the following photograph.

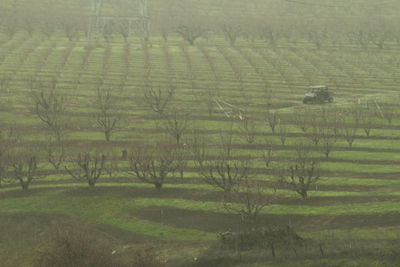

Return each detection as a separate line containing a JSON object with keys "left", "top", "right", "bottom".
{"left": 31, "top": 82, "right": 66, "bottom": 142}
{"left": 258, "top": 21, "right": 282, "bottom": 47}
{"left": 143, "top": 86, "right": 174, "bottom": 116}
{"left": 40, "top": 10, "right": 57, "bottom": 38}
{"left": 361, "top": 109, "right": 374, "bottom": 137}
{"left": 104, "top": 156, "right": 119, "bottom": 178}
{"left": 129, "top": 143, "right": 178, "bottom": 191}
{"left": 238, "top": 117, "right": 258, "bottom": 144}
{"left": 349, "top": 101, "right": 364, "bottom": 126}
{"left": 0, "top": 75, "right": 11, "bottom": 105}
{"left": 115, "top": 19, "right": 130, "bottom": 42}
{"left": 47, "top": 141, "right": 66, "bottom": 170}
{"left": 194, "top": 133, "right": 250, "bottom": 193}
{"left": 309, "top": 115, "right": 322, "bottom": 146}
{"left": 220, "top": 23, "right": 241, "bottom": 46}
{"left": 262, "top": 140, "right": 274, "bottom": 168}
{"left": 266, "top": 110, "right": 279, "bottom": 134}
{"left": 9, "top": 152, "right": 39, "bottom": 191}
{"left": 320, "top": 126, "right": 337, "bottom": 158}
{"left": 379, "top": 102, "right": 395, "bottom": 126}
{"left": 0, "top": 127, "right": 18, "bottom": 187}
{"left": 21, "top": 9, "right": 38, "bottom": 37}
{"left": 277, "top": 122, "right": 288, "bottom": 146}
{"left": 342, "top": 121, "right": 357, "bottom": 150}
{"left": 175, "top": 144, "right": 188, "bottom": 180}
{"left": 162, "top": 109, "right": 189, "bottom": 145}
{"left": 341, "top": 104, "right": 360, "bottom": 150}
{"left": 294, "top": 107, "right": 309, "bottom": 133}
{"left": 59, "top": 12, "right": 79, "bottom": 41}
{"left": 279, "top": 143, "right": 320, "bottom": 199}
{"left": 3, "top": 15, "right": 18, "bottom": 39}
{"left": 223, "top": 176, "right": 271, "bottom": 226}
{"left": 177, "top": 25, "right": 205, "bottom": 46}
{"left": 152, "top": 0, "right": 176, "bottom": 41}
{"left": 65, "top": 153, "right": 107, "bottom": 188}
{"left": 95, "top": 88, "right": 120, "bottom": 141}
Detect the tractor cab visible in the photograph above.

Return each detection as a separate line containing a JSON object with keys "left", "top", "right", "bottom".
{"left": 303, "top": 85, "right": 333, "bottom": 104}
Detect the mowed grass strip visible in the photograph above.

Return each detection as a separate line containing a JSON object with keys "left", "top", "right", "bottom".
{"left": 1, "top": 187, "right": 400, "bottom": 241}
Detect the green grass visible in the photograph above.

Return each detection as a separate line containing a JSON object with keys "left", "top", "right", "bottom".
{"left": 2, "top": 11, "right": 400, "bottom": 264}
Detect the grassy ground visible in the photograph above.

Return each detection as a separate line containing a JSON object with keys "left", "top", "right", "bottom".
{"left": 1, "top": 23, "right": 400, "bottom": 265}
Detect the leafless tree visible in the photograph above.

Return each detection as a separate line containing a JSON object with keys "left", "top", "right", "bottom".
{"left": 115, "top": 19, "right": 130, "bottom": 42}
{"left": 21, "top": 9, "right": 38, "bottom": 37}
{"left": 220, "top": 24, "right": 241, "bottom": 46}
{"left": 9, "top": 151, "right": 39, "bottom": 190}
{"left": 177, "top": 25, "right": 205, "bottom": 45}
{"left": 366, "top": 16, "right": 391, "bottom": 49}
{"left": 175, "top": 145, "right": 188, "bottom": 180}
{"left": 258, "top": 21, "right": 282, "bottom": 47}
{"left": 361, "top": 109, "right": 375, "bottom": 137}
{"left": 0, "top": 146, "right": 5, "bottom": 188}
{"left": 342, "top": 121, "right": 357, "bottom": 150}
{"left": 340, "top": 104, "right": 360, "bottom": 150}
{"left": 129, "top": 143, "right": 178, "bottom": 191}
{"left": 0, "top": 127, "right": 18, "bottom": 187}
{"left": 162, "top": 109, "right": 189, "bottom": 145}
{"left": 65, "top": 153, "right": 107, "bottom": 188}
{"left": 152, "top": 0, "right": 176, "bottom": 41}
{"left": 194, "top": 133, "right": 250, "bottom": 193}
{"left": 309, "top": 115, "right": 322, "bottom": 146}
{"left": 320, "top": 126, "right": 337, "bottom": 158}
{"left": 47, "top": 141, "right": 66, "bottom": 170}
{"left": 0, "top": 128, "right": 14, "bottom": 187}
{"left": 238, "top": 117, "right": 258, "bottom": 144}
{"left": 101, "top": 21, "right": 115, "bottom": 42}
{"left": 277, "top": 122, "right": 288, "bottom": 146}
{"left": 279, "top": 143, "right": 320, "bottom": 199}
{"left": 223, "top": 176, "right": 271, "bottom": 225}
{"left": 40, "top": 11, "right": 56, "bottom": 38}
{"left": 266, "top": 110, "right": 279, "bottom": 134}
{"left": 379, "top": 102, "right": 395, "bottom": 126}
{"left": 3, "top": 15, "right": 18, "bottom": 39}
{"left": 59, "top": 12, "right": 79, "bottom": 41}
{"left": 95, "top": 88, "right": 120, "bottom": 141}
{"left": 31, "top": 82, "right": 66, "bottom": 142}
{"left": 262, "top": 140, "right": 274, "bottom": 168}
{"left": 349, "top": 101, "right": 364, "bottom": 126}
{"left": 143, "top": 86, "right": 174, "bottom": 116}
{"left": 347, "top": 29, "right": 369, "bottom": 48}
{"left": 294, "top": 108, "right": 309, "bottom": 133}
{"left": 104, "top": 156, "right": 119, "bottom": 178}
{"left": 0, "top": 75, "right": 11, "bottom": 104}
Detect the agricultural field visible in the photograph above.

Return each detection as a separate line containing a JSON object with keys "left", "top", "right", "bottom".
{"left": 1, "top": 0, "right": 400, "bottom": 266}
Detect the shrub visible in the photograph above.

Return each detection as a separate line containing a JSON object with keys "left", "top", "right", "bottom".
{"left": 34, "top": 227, "right": 120, "bottom": 267}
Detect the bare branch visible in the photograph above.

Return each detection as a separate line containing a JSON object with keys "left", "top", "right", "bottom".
{"left": 96, "top": 88, "right": 120, "bottom": 141}
{"left": 65, "top": 153, "right": 107, "bottom": 188}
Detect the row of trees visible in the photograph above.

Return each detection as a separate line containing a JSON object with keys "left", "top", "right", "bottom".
{"left": 0, "top": 124, "right": 320, "bottom": 225}
{"left": 1, "top": 78, "right": 397, "bottom": 225}
{"left": 1, "top": 0, "right": 400, "bottom": 49}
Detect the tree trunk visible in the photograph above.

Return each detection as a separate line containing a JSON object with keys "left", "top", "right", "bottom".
{"left": 21, "top": 181, "right": 29, "bottom": 190}
{"left": 105, "top": 131, "right": 111, "bottom": 142}
{"left": 300, "top": 190, "right": 308, "bottom": 200}
{"left": 88, "top": 180, "right": 96, "bottom": 188}
{"left": 270, "top": 242, "right": 276, "bottom": 258}
{"left": 155, "top": 182, "right": 162, "bottom": 191}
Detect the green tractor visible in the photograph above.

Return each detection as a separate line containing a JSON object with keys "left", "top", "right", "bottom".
{"left": 302, "top": 85, "right": 333, "bottom": 104}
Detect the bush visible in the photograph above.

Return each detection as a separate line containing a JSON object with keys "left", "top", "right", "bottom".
{"left": 34, "top": 227, "right": 122, "bottom": 267}
{"left": 34, "top": 226, "right": 166, "bottom": 267}
{"left": 217, "top": 226, "right": 305, "bottom": 257}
